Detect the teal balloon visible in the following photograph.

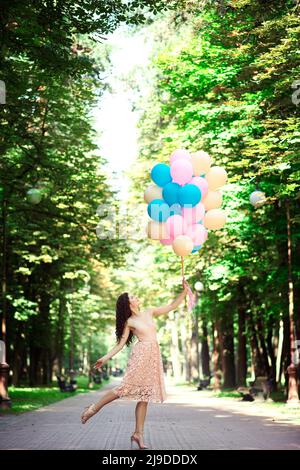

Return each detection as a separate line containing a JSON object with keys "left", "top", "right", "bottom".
{"left": 169, "top": 203, "right": 182, "bottom": 216}
{"left": 162, "top": 182, "right": 180, "bottom": 206}
{"left": 147, "top": 199, "right": 170, "bottom": 222}
{"left": 192, "top": 244, "right": 202, "bottom": 253}
{"left": 151, "top": 163, "right": 172, "bottom": 187}
{"left": 178, "top": 184, "right": 201, "bottom": 207}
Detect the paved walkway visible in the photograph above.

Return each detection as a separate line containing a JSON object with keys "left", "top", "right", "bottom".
{"left": 1, "top": 377, "right": 300, "bottom": 450}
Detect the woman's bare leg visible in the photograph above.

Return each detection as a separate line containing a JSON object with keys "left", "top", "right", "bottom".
{"left": 81, "top": 390, "right": 120, "bottom": 423}
{"left": 93, "top": 390, "right": 119, "bottom": 413}
{"left": 134, "top": 401, "right": 148, "bottom": 434}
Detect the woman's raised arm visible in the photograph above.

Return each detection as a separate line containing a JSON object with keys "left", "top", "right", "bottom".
{"left": 151, "top": 283, "right": 188, "bottom": 317}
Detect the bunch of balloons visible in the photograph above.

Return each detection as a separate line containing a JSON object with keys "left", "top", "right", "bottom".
{"left": 144, "top": 148, "right": 227, "bottom": 257}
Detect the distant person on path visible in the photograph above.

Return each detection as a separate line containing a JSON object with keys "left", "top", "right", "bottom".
{"left": 80, "top": 280, "right": 189, "bottom": 449}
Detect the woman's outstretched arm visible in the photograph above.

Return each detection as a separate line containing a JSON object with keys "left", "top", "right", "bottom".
{"left": 151, "top": 281, "right": 189, "bottom": 317}
{"left": 94, "top": 322, "right": 131, "bottom": 369}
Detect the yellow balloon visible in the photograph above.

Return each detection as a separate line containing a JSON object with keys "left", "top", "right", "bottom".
{"left": 191, "top": 151, "right": 212, "bottom": 176}
{"left": 205, "top": 166, "right": 227, "bottom": 190}
{"left": 202, "top": 190, "right": 222, "bottom": 211}
{"left": 203, "top": 209, "right": 227, "bottom": 230}
{"left": 172, "top": 235, "right": 194, "bottom": 256}
{"left": 144, "top": 184, "right": 163, "bottom": 203}
{"left": 146, "top": 220, "right": 168, "bottom": 240}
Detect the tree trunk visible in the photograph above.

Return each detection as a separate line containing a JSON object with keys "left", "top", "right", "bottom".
{"left": 169, "top": 313, "right": 181, "bottom": 381}
{"left": 190, "top": 309, "right": 199, "bottom": 381}
{"left": 39, "top": 293, "right": 52, "bottom": 385}
{"left": 56, "top": 290, "right": 66, "bottom": 375}
{"left": 256, "top": 315, "right": 270, "bottom": 377}
{"left": 247, "top": 310, "right": 266, "bottom": 378}
{"left": 220, "top": 315, "right": 236, "bottom": 388}
{"left": 237, "top": 282, "right": 247, "bottom": 386}
{"left": 179, "top": 305, "right": 189, "bottom": 381}
{"left": 280, "top": 313, "right": 291, "bottom": 394}
{"left": 201, "top": 319, "right": 210, "bottom": 379}
{"left": 267, "top": 314, "right": 277, "bottom": 391}
{"left": 212, "top": 320, "right": 221, "bottom": 391}
{"left": 1, "top": 196, "right": 8, "bottom": 342}
{"left": 11, "top": 323, "right": 26, "bottom": 386}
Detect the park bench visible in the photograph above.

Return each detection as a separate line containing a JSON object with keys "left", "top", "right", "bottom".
{"left": 237, "top": 376, "right": 272, "bottom": 401}
{"left": 92, "top": 373, "right": 102, "bottom": 384}
{"left": 112, "top": 367, "right": 123, "bottom": 377}
{"left": 236, "top": 386, "right": 255, "bottom": 401}
{"left": 56, "top": 375, "right": 77, "bottom": 392}
{"left": 197, "top": 378, "right": 211, "bottom": 390}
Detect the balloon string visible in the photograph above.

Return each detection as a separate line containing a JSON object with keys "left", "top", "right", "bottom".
{"left": 181, "top": 256, "right": 197, "bottom": 312}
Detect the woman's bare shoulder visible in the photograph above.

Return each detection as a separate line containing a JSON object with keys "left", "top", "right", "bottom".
{"left": 127, "top": 309, "right": 154, "bottom": 328}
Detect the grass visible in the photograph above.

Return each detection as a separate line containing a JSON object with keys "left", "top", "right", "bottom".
{"left": 174, "top": 381, "right": 299, "bottom": 406}
{"left": 214, "top": 388, "right": 290, "bottom": 403}
{"left": 0, "top": 375, "right": 109, "bottom": 415}
{"left": 214, "top": 389, "right": 241, "bottom": 398}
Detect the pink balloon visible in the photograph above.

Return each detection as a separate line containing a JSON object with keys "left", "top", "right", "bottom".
{"left": 184, "top": 223, "right": 207, "bottom": 246}
{"left": 188, "top": 176, "right": 209, "bottom": 199}
{"left": 182, "top": 203, "right": 205, "bottom": 225}
{"left": 160, "top": 237, "right": 173, "bottom": 245}
{"left": 166, "top": 214, "right": 187, "bottom": 239}
{"left": 170, "top": 159, "right": 193, "bottom": 186}
{"left": 170, "top": 148, "right": 191, "bottom": 165}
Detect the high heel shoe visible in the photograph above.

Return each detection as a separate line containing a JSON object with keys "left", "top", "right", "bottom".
{"left": 130, "top": 431, "right": 150, "bottom": 450}
{"left": 81, "top": 403, "right": 97, "bottom": 424}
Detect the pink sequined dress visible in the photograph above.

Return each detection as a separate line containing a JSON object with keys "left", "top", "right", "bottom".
{"left": 111, "top": 314, "right": 167, "bottom": 403}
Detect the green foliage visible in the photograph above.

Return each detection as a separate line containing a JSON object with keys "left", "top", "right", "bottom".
{"left": 0, "top": 0, "right": 189, "bottom": 386}
{"left": 128, "top": 0, "right": 300, "bottom": 386}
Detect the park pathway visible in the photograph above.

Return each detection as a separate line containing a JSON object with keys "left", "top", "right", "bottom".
{"left": 0, "top": 377, "right": 300, "bottom": 450}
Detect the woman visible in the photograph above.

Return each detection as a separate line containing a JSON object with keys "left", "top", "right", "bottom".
{"left": 80, "top": 278, "right": 189, "bottom": 450}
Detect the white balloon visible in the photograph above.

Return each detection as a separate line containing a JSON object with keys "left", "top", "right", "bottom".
{"left": 250, "top": 191, "right": 266, "bottom": 207}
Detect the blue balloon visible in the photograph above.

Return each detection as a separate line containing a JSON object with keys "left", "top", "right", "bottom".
{"left": 162, "top": 182, "right": 180, "bottom": 206}
{"left": 147, "top": 199, "right": 170, "bottom": 222}
{"left": 151, "top": 163, "right": 172, "bottom": 187}
{"left": 178, "top": 184, "right": 201, "bottom": 207}
{"left": 169, "top": 203, "right": 182, "bottom": 216}
{"left": 192, "top": 244, "right": 202, "bottom": 253}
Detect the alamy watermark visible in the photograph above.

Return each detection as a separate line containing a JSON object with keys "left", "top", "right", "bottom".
{"left": 95, "top": 203, "right": 149, "bottom": 241}
{"left": 95, "top": 201, "right": 199, "bottom": 241}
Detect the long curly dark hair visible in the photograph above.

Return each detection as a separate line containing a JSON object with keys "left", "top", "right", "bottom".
{"left": 115, "top": 292, "right": 135, "bottom": 347}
